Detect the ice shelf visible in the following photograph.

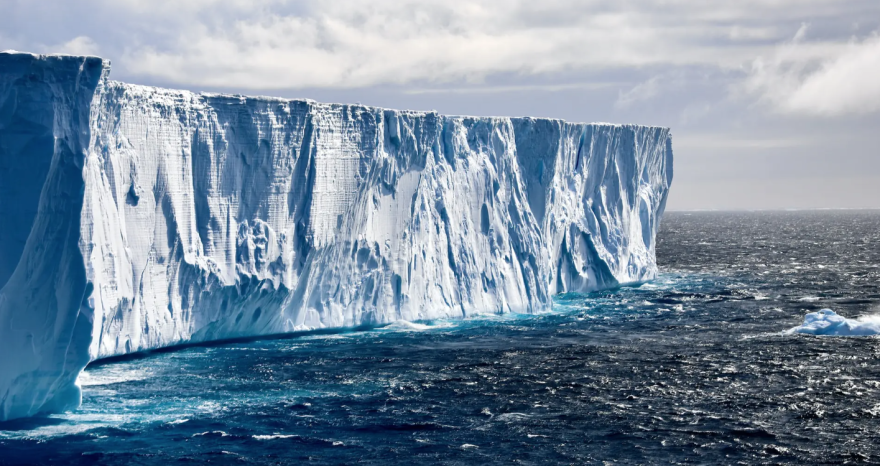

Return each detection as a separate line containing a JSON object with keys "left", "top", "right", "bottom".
{"left": 0, "top": 51, "right": 673, "bottom": 421}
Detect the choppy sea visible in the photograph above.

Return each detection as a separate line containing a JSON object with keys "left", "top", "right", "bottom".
{"left": 2, "top": 211, "right": 880, "bottom": 465}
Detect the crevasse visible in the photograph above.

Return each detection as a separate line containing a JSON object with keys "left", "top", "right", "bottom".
{"left": 0, "top": 52, "right": 673, "bottom": 421}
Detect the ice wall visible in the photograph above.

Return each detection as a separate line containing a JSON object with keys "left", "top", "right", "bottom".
{"left": 0, "top": 52, "right": 107, "bottom": 421}
{"left": 0, "top": 51, "right": 673, "bottom": 421}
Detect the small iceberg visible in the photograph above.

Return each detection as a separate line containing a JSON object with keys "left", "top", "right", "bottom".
{"left": 787, "top": 309, "right": 880, "bottom": 336}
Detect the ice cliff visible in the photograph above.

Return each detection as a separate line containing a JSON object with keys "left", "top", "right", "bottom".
{"left": 0, "top": 51, "right": 673, "bottom": 421}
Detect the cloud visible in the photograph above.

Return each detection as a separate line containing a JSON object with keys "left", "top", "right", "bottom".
{"left": 92, "top": 0, "right": 874, "bottom": 89}
{"left": 2, "top": 0, "right": 879, "bottom": 100}
{"left": 120, "top": 1, "right": 676, "bottom": 89}
{"left": 744, "top": 26, "right": 880, "bottom": 116}
{"left": 674, "top": 134, "right": 812, "bottom": 150}
{"left": 615, "top": 77, "right": 661, "bottom": 109}
{"left": 404, "top": 82, "right": 618, "bottom": 95}
{"left": 51, "top": 36, "right": 100, "bottom": 57}
{"left": 785, "top": 35, "right": 880, "bottom": 115}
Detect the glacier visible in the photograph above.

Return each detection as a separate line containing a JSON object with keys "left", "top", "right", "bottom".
{"left": 0, "top": 51, "right": 673, "bottom": 421}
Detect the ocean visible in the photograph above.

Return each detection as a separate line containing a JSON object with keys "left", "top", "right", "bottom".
{"left": 2, "top": 210, "right": 879, "bottom": 465}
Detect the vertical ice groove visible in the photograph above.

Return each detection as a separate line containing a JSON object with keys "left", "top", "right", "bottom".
{"left": 0, "top": 51, "right": 673, "bottom": 421}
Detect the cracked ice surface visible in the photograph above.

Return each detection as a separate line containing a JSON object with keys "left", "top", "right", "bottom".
{"left": 0, "top": 51, "right": 673, "bottom": 420}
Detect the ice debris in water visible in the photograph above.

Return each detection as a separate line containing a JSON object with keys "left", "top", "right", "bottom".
{"left": 787, "top": 309, "right": 880, "bottom": 336}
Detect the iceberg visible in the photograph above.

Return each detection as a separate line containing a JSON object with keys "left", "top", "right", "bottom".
{"left": 787, "top": 309, "right": 880, "bottom": 336}
{"left": 0, "top": 51, "right": 673, "bottom": 421}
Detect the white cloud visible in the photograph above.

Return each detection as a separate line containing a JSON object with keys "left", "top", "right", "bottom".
{"left": 120, "top": 2, "right": 668, "bottom": 89}
{"left": 52, "top": 36, "right": 100, "bottom": 57}
{"left": 107, "top": 0, "right": 873, "bottom": 89}
{"left": 674, "top": 134, "right": 812, "bottom": 150}
{"left": 4, "top": 0, "right": 880, "bottom": 113}
{"left": 615, "top": 77, "right": 661, "bottom": 109}
{"left": 785, "top": 35, "right": 880, "bottom": 115}
{"left": 744, "top": 26, "right": 880, "bottom": 116}
{"left": 404, "top": 82, "right": 618, "bottom": 95}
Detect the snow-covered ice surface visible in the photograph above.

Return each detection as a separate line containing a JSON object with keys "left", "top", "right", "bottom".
{"left": 0, "top": 51, "right": 673, "bottom": 421}
{"left": 786, "top": 309, "right": 880, "bottom": 336}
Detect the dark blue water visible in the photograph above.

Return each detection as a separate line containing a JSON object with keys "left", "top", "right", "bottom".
{"left": 3, "top": 211, "right": 880, "bottom": 465}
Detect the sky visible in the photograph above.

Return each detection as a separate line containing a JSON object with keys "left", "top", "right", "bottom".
{"left": 2, "top": 0, "right": 878, "bottom": 210}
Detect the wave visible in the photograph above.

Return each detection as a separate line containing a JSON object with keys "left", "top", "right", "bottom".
{"left": 76, "top": 367, "right": 151, "bottom": 387}
{"left": 382, "top": 320, "right": 455, "bottom": 332}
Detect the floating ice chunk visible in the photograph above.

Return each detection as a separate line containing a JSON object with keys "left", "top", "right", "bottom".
{"left": 787, "top": 309, "right": 880, "bottom": 336}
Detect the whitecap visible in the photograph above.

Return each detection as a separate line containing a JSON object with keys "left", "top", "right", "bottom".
{"left": 193, "top": 430, "right": 229, "bottom": 437}
{"left": 196, "top": 401, "right": 222, "bottom": 413}
{"left": 493, "top": 412, "right": 532, "bottom": 422}
{"left": 77, "top": 367, "right": 150, "bottom": 387}
{"left": 253, "top": 434, "right": 298, "bottom": 440}
{"left": 384, "top": 320, "right": 454, "bottom": 332}
{"left": 385, "top": 321, "right": 433, "bottom": 331}
{"left": 0, "top": 420, "right": 108, "bottom": 440}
